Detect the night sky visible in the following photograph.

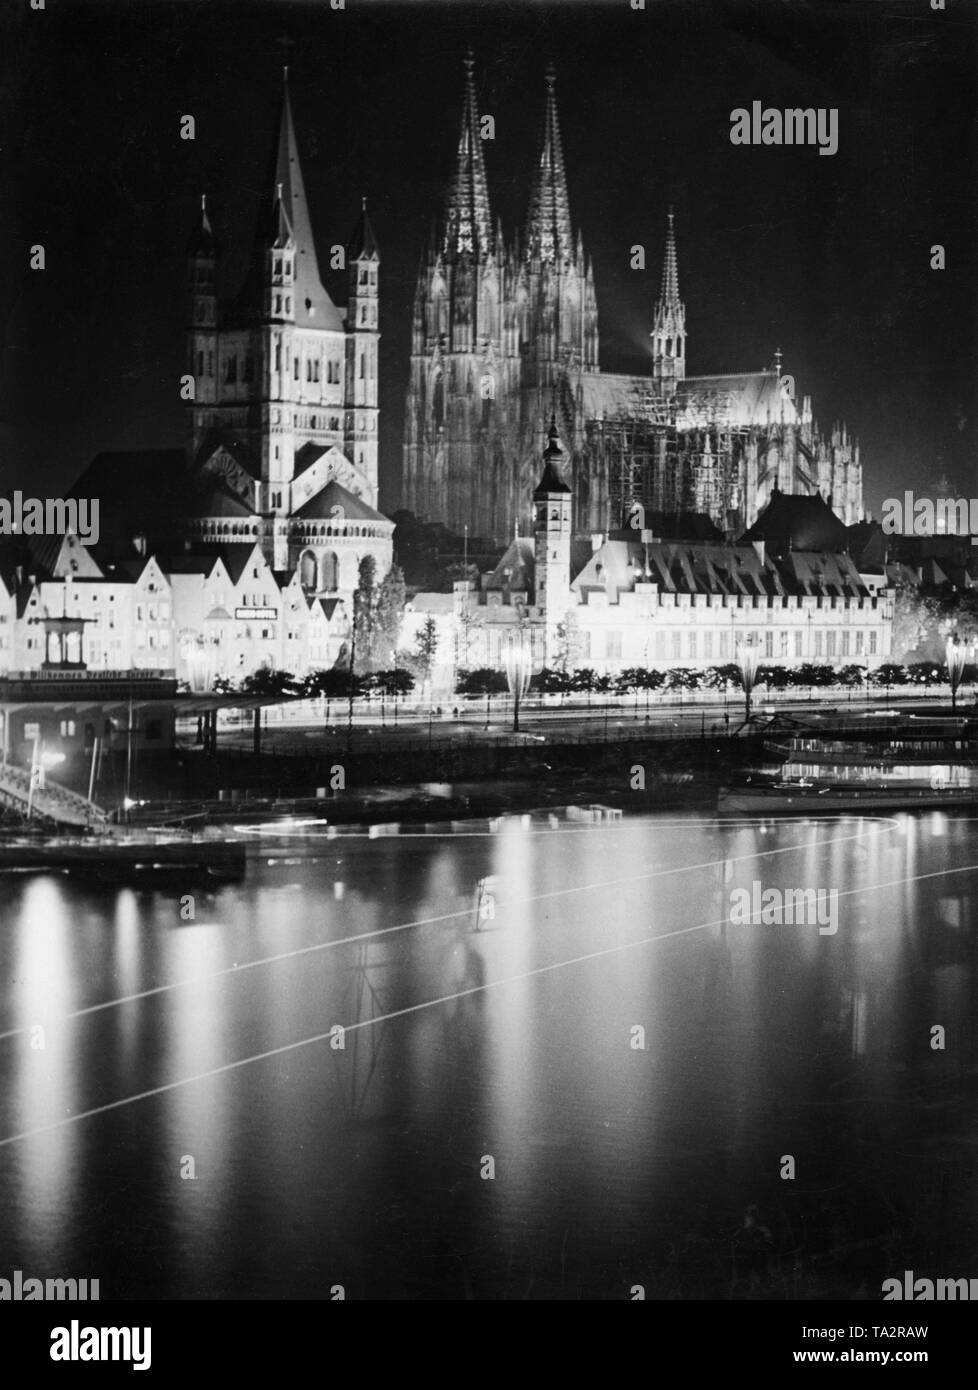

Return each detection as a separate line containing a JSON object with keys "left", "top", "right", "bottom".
{"left": 3, "top": 0, "right": 975, "bottom": 519}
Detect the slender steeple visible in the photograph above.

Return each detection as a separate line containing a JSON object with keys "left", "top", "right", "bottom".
{"left": 186, "top": 192, "right": 218, "bottom": 257}
{"left": 240, "top": 69, "right": 343, "bottom": 329}
{"left": 651, "top": 206, "right": 686, "bottom": 391}
{"left": 658, "top": 205, "right": 680, "bottom": 309}
{"left": 346, "top": 195, "right": 379, "bottom": 262}
{"left": 443, "top": 49, "right": 493, "bottom": 258}
{"left": 525, "top": 64, "right": 573, "bottom": 265}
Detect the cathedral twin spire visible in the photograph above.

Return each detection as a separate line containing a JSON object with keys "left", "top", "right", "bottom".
{"left": 443, "top": 49, "right": 494, "bottom": 259}
{"left": 525, "top": 65, "right": 574, "bottom": 265}
{"left": 439, "top": 52, "right": 577, "bottom": 269}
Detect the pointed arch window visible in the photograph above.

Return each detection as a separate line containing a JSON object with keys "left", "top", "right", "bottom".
{"left": 432, "top": 373, "right": 445, "bottom": 428}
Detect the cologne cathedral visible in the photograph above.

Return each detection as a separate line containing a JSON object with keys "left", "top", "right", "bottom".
{"left": 402, "top": 55, "right": 864, "bottom": 547}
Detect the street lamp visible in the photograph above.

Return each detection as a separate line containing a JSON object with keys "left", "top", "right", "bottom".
{"left": 735, "top": 636, "right": 761, "bottom": 723}
{"left": 503, "top": 630, "right": 532, "bottom": 734}
{"left": 945, "top": 634, "right": 968, "bottom": 712}
{"left": 347, "top": 591, "right": 358, "bottom": 754}
{"left": 180, "top": 632, "right": 213, "bottom": 695}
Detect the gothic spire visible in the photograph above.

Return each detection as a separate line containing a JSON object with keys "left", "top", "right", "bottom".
{"left": 651, "top": 206, "right": 686, "bottom": 386}
{"left": 525, "top": 64, "right": 573, "bottom": 265}
{"left": 443, "top": 49, "right": 493, "bottom": 258}
{"left": 658, "top": 205, "right": 681, "bottom": 312}
{"left": 652, "top": 205, "right": 683, "bottom": 336}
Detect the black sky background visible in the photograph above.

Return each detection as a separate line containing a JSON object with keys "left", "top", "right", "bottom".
{"left": 2, "top": 0, "right": 975, "bottom": 519}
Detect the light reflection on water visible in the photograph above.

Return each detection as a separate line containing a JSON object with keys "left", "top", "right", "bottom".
{"left": 0, "top": 810, "right": 976, "bottom": 1299}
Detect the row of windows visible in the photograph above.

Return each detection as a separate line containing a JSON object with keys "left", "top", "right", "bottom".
{"left": 580, "top": 628, "right": 881, "bottom": 661}
{"left": 646, "top": 592, "right": 878, "bottom": 612}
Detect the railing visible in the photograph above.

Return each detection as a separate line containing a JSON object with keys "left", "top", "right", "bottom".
{"left": 0, "top": 762, "right": 108, "bottom": 830}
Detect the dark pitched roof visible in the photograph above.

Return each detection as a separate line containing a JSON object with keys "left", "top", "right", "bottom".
{"left": 188, "top": 486, "right": 255, "bottom": 520}
{"left": 193, "top": 429, "right": 261, "bottom": 481}
{"left": 213, "top": 543, "right": 264, "bottom": 585}
{"left": 609, "top": 511, "right": 724, "bottom": 543}
{"left": 66, "top": 450, "right": 189, "bottom": 559}
{"left": 485, "top": 537, "right": 535, "bottom": 592}
{"left": 294, "top": 480, "right": 388, "bottom": 523}
{"left": 740, "top": 489, "right": 848, "bottom": 554}
{"left": 847, "top": 519, "right": 887, "bottom": 571}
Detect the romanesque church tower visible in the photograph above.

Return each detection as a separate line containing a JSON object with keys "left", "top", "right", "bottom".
{"left": 183, "top": 71, "right": 392, "bottom": 597}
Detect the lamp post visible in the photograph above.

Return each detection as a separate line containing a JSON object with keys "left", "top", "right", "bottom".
{"left": 946, "top": 634, "right": 968, "bottom": 713}
{"left": 735, "top": 636, "right": 761, "bottom": 723}
{"left": 503, "top": 629, "right": 532, "bottom": 735}
{"left": 347, "top": 591, "right": 358, "bottom": 755}
{"left": 26, "top": 733, "right": 41, "bottom": 820}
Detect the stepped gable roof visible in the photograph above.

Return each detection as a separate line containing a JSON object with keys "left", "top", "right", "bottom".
{"left": 741, "top": 489, "right": 848, "bottom": 554}
{"left": 293, "top": 480, "right": 388, "bottom": 523}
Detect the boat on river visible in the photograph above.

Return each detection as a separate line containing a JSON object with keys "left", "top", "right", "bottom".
{"left": 0, "top": 827, "right": 247, "bottom": 880}
{"left": 719, "top": 714, "right": 978, "bottom": 815}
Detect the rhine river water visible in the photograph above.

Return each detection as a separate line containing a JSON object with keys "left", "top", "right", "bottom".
{"left": 1, "top": 808, "right": 976, "bottom": 1300}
